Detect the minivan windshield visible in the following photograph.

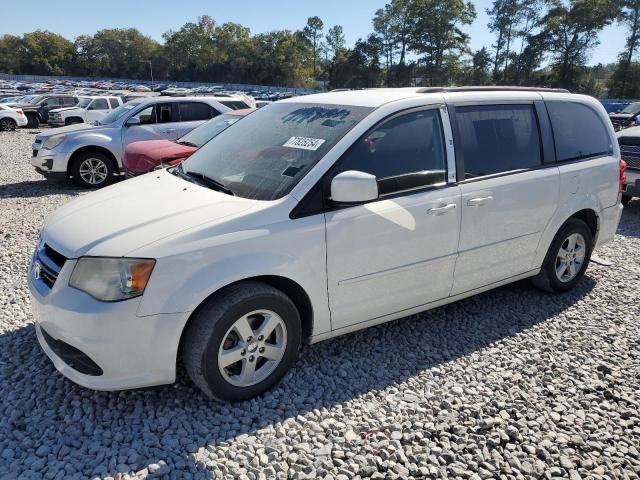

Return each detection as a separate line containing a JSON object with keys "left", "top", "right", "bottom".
{"left": 98, "top": 101, "right": 142, "bottom": 125}
{"left": 182, "top": 103, "right": 373, "bottom": 200}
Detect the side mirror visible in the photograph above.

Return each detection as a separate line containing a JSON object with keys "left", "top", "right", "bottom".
{"left": 126, "top": 117, "right": 141, "bottom": 126}
{"left": 330, "top": 170, "right": 378, "bottom": 204}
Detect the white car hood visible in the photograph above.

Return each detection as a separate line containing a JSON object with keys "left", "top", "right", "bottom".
{"left": 42, "top": 170, "right": 258, "bottom": 258}
{"left": 50, "top": 106, "right": 82, "bottom": 114}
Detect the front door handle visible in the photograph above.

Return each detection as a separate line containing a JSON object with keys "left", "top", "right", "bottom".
{"left": 428, "top": 203, "right": 457, "bottom": 215}
{"left": 467, "top": 196, "right": 493, "bottom": 206}
{"left": 165, "top": 128, "right": 176, "bottom": 133}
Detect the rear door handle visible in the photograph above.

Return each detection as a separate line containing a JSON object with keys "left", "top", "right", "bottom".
{"left": 467, "top": 196, "right": 493, "bottom": 206}
{"left": 428, "top": 203, "right": 457, "bottom": 215}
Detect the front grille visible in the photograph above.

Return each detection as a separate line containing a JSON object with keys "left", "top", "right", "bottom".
{"left": 620, "top": 144, "right": 640, "bottom": 169}
{"left": 34, "top": 244, "right": 67, "bottom": 289}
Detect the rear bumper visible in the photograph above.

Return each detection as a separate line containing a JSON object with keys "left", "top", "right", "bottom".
{"left": 596, "top": 203, "right": 624, "bottom": 248}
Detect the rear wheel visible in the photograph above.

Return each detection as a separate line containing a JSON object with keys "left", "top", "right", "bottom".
{"left": 72, "top": 151, "right": 114, "bottom": 188}
{"left": 621, "top": 195, "right": 632, "bottom": 206}
{"left": 532, "top": 218, "right": 593, "bottom": 293}
{"left": 183, "top": 281, "right": 302, "bottom": 402}
{"left": 0, "top": 118, "right": 17, "bottom": 131}
{"left": 25, "top": 114, "right": 40, "bottom": 128}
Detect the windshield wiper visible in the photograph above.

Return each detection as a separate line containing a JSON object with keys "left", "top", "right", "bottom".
{"left": 176, "top": 140, "right": 199, "bottom": 147}
{"left": 188, "top": 171, "right": 236, "bottom": 196}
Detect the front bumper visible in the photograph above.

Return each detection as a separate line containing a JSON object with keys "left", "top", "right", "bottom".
{"left": 30, "top": 145, "right": 72, "bottom": 174}
{"left": 28, "top": 256, "right": 188, "bottom": 391}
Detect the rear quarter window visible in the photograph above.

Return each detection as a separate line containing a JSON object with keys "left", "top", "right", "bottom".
{"left": 546, "top": 101, "right": 613, "bottom": 162}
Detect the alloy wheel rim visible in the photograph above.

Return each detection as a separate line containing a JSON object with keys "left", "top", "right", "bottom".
{"left": 79, "top": 158, "right": 108, "bottom": 185}
{"left": 218, "top": 309, "right": 287, "bottom": 387}
{"left": 555, "top": 233, "right": 586, "bottom": 282}
{"left": 0, "top": 119, "right": 13, "bottom": 130}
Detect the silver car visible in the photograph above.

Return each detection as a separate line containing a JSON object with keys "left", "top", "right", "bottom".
{"left": 31, "top": 97, "right": 232, "bottom": 188}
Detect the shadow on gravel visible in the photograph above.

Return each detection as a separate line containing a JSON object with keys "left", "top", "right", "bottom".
{"left": 0, "top": 276, "right": 597, "bottom": 478}
{"left": 0, "top": 180, "right": 83, "bottom": 199}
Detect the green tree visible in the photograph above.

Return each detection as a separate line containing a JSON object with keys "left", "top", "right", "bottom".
{"left": 326, "top": 25, "right": 346, "bottom": 58}
{"left": 471, "top": 47, "right": 493, "bottom": 84}
{"left": 610, "top": 0, "right": 640, "bottom": 94}
{"left": 17, "top": 31, "right": 75, "bottom": 75}
{"left": 0, "top": 35, "right": 23, "bottom": 74}
{"left": 302, "top": 16, "right": 324, "bottom": 79}
{"left": 539, "top": 0, "right": 620, "bottom": 89}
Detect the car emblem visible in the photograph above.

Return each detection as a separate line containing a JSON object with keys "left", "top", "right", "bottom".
{"left": 33, "top": 261, "right": 42, "bottom": 280}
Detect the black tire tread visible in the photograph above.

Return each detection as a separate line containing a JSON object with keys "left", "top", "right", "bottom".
{"left": 183, "top": 281, "right": 298, "bottom": 401}
{"left": 532, "top": 217, "right": 593, "bottom": 293}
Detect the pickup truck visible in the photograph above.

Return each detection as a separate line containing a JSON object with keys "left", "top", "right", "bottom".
{"left": 48, "top": 96, "right": 124, "bottom": 127}
{"left": 618, "top": 127, "right": 640, "bottom": 205}
{"left": 7, "top": 94, "right": 78, "bottom": 128}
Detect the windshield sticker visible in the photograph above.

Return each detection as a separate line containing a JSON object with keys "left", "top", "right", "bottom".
{"left": 283, "top": 137, "right": 326, "bottom": 151}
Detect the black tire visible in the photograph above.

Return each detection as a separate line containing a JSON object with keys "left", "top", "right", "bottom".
{"left": 621, "top": 195, "right": 632, "bottom": 206}
{"left": 71, "top": 151, "right": 114, "bottom": 188}
{"left": 532, "top": 218, "right": 593, "bottom": 293}
{"left": 65, "top": 117, "right": 83, "bottom": 125}
{"left": 183, "top": 281, "right": 302, "bottom": 402}
{"left": 0, "top": 117, "right": 17, "bottom": 131}
{"left": 25, "top": 114, "right": 40, "bottom": 128}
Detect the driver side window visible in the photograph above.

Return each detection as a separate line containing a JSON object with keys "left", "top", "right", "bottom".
{"left": 335, "top": 109, "right": 447, "bottom": 196}
{"left": 135, "top": 105, "right": 156, "bottom": 125}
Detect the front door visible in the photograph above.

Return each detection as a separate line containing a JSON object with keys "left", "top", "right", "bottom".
{"left": 450, "top": 103, "right": 560, "bottom": 295}
{"left": 85, "top": 98, "right": 110, "bottom": 124}
{"left": 325, "top": 107, "right": 461, "bottom": 330}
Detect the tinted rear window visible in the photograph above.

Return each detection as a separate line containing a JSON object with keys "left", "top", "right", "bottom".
{"left": 546, "top": 101, "right": 613, "bottom": 162}
{"left": 220, "top": 100, "right": 249, "bottom": 110}
{"left": 455, "top": 104, "right": 542, "bottom": 178}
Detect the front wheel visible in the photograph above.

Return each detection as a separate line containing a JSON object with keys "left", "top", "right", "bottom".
{"left": 72, "top": 151, "right": 114, "bottom": 188}
{"left": 532, "top": 218, "right": 593, "bottom": 293}
{"left": 183, "top": 281, "right": 302, "bottom": 402}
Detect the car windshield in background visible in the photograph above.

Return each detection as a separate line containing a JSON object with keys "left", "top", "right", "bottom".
{"left": 98, "top": 101, "right": 141, "bottom": 125}
{"left": 20, "top": 95, "right": 41, "bottom": 104}
{"left": 182, "top": 103, "right": 373, "bottom": 201}
{"left": 178, "top": 113, "right": 245, "bottom": 148}
{"left": 621, "top": 103, "right": 640, "bottom": 114}
{"left": 76, "top": 98, "right": 92, "bottom": 108}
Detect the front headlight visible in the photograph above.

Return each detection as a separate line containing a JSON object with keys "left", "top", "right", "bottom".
{"left": 42, "top": 134, "right": 67, "bottom": 150}
{"left": 69, "top": 257, "right": 155, "bottom": 302}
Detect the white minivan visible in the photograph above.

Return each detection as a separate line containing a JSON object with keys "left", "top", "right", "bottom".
{"left": 29, "top": 87, "right": 624, "bottom": 401}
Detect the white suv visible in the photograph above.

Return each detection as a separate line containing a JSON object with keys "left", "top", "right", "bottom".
{"left": 47, "top": 96, "right": 124, "bottom": 127}
{"left": 28, "top": 87, "right": 624, "bottom": 401}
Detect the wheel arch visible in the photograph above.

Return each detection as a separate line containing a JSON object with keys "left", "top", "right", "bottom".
{"left": 176, "top": 275, "right": 314, "bottom": 362}
{"left": 65, "top": 117, "right": 84, "bottom": 125}
{"left": 68, "top": 146, "right": 120, "bottom": 175}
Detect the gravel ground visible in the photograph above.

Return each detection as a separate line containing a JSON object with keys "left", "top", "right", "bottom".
{"left": 0, "top": 128, "right": 639, "bottom": 480}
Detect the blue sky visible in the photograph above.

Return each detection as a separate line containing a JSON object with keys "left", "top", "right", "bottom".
{"left": 2, "top": 0, "right": 625, "bottom": 66}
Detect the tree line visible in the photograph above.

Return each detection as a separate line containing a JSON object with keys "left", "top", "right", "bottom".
{"left": 0, "top": 0, "right": 638, "bottom": 97}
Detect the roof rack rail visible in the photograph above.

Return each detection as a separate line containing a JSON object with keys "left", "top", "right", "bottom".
{"left": 416, "top": 86, "right": 570, "bottom": 94}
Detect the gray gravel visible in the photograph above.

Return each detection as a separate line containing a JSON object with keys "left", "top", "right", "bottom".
{"left": 1, "top": 128, "right": 639, "bottom": 480}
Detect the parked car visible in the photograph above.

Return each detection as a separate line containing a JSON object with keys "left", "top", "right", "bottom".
{"left": 617, "top": 126, "right": 640, "bottom": 205}
{"left": 28, "top": 87, "right": 623, "bottom": 402}
{"left": 30, "top": 97, "right": 232, "bottom": 188}
{"left": 0, "top": 105, "right": 28, "bottom": 131}
{"left": 609, "top": 101, "right": 640, "bottom": 130}
{"left": 123, "top": 108, "right": 254, "bottom": 176}
{"left": 7, "top": 94, "right": 78, "bottom": 128}
{"left": 48, "top": 96, "right": 124, "bottom": 127}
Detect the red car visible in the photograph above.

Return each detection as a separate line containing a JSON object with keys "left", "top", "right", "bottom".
{"left": 123, "top": 109, "right": 254, "bottom": 176}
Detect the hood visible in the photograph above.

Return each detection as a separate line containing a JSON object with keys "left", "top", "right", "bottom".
{"left": 617, "top": 125, "right": 640, "bottom": 140}
{"left": 49, "top": 106, "right": 81, "bottom": 114}
{"left": 36, "top": 122, "right": 109, "bottom": 139}
{"left": 8, "top": 102, "right": 37, "bottom": 110}
{"left": 42, "top": 170, "right": 258, "bottom": 258}
{"left": 609, "top": 113, "right": 634, "bottom": 120}
{"left": 126, "top": 140, "right": 197, "bottom": 161}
